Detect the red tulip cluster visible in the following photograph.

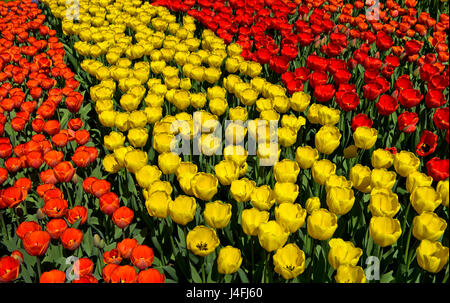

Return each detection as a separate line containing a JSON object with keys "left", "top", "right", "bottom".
{"left": 102, "top": 238, "right": 165, "bottom": 283}
{"left": 0, "top": 0, "right": 154, "bottom": 284}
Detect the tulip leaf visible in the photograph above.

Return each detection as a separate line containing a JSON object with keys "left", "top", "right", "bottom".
{"left": 380, "top": 270, "right": 395, "bottom": 283}
{"left": 189, "top": 261, "right": 203, "bottom": 283}
{"left": 237, "top": 268, "right": 249, "bottom": 283}
{"left": 81, "top": 227, "right": 93, "bottom": 256}
{"left": 161, "top": 265, "right": 178, "bottom": 281}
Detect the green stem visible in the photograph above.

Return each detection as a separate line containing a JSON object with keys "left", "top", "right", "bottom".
{"left": 0, "top": 211, "right": 10, "bottom": 241}
{"left": 202, "top": 258, "right": 206, "bottom": 283}
{"left": 36, "top": 256, "right": 42, "bottom": 283}
{"left": 265, "top": 251, "right": 271, "bottom": 283}
{"left": 251, "top": 236, "right": 255, "bottom": 283}
{"left": 405, "top": 226, "right": 413, "bottom": 272}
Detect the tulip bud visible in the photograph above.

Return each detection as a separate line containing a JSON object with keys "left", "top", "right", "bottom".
{"left": 36, "top": 208, "right": 45, "bottom": 220}
{"left": 94, "top": 234, "right": 105, "bottom": 249}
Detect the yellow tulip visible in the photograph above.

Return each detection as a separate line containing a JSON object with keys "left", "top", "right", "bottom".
{"left": 104, "top": 131, "right": 125, "bottom": 151}
{"left": 410, "top": 186, "right": 442, "bottom": 214}
{"left": 273, "top": 243, "right": 306, "bottom": 280}
{"left": 186, "top": 225, "right": 220, "bottom": 257}
{"left": 290, "top": 91, "right": 311, "bottom": 112}
{"left": 273, "top": 182, "right": 299, "bottom": 204}
{"left": 145, "top": 191, "right": 171, "bottom": 219}
{"left": 328, "top": 238, "right": 363, "bottom": 270}
{"left": 241, "top": 208, "right": 270, "bottom": 236}
{"left": 203, "top": 201, "right": 232, "bottom": 229}
{"left": 175, "top": 162, "right": 198, "bottom": 180}
{"left": 335, "top": 265, "right": 366, "bottom": 283}
{"left": 214, "top": 160, "right": 239, "bottom": 186}
{"left": 368, "top": 187, "right": 400, "bottom": 217}
{"left": 102, "top": 154, "right": 121, "bottom": 174}
{"left": 315, "top": 125, "right": 341, "bottom": 155}
{"left": 257, "top": 220, "right": 289, "bottom": 252}
{"left": 281, "top": 114, "right": 305, "bottom": 132}
{"left": 98, "top": 110, "right": 117, "bottom": 128}
{"left": 437, "top": 180, "right": 449, "bottom": 207}
{"left": 124, "top": 149, "right": 148, "bottom": 174}
{"left": 169, "top": 195, "right": 197, "bottom": 226}
{"left": 127, "top": 127, "right": 149, "bottom": 148}
{"left": 325, "top": 174, "right": 352, "bottom": 192}
{"left": 369, "top": 216, "right": 402, "bottom": 247}
{"left": 278, "top": 127, "right": 298, "bottom": 148}
{"left": 209, "top": 98, "right": 228, "bottom": 116}
{"left": 393, "top": 151, "right": 420, "bottom": 177}
{"left": 191, "top": 172, "right": 218, "bottom": 201}
{"left": 158, "top": 152, "right": 181, "bottom": 175}
{"left": 370, "top": 168, "right": 397, "bottom": 190}
{"left": 406, "top": 171, "right": 433, "bottom": 193}
{"left": 217, "top": 246, "right": 242, "bottom": 275}
{"left": 371, "top": 148, "right": 394, "bottom": 169}
{"left": 273, "top": 159, "right": 300, "bottom": 183}
{"left": 250, "top": 185, "right": 276, "bottom": 211}
{"left": 230, "top": 178, "right": 256, "bottom": 203}
{"left": 135, "top": 165, "right": 162, "bottom": 189}
{"left": 416, "top": 240, "right": 449, "bottom": 273}
{"left": 305, "top": 197, "right": 321, "bottom": 214}
{"left": 307, "top": 208, "right": 338, "bottom": 240}
{"left": 326, "top": 186, "right": 355, "bottom": 215}
{"left": 318, "top": 106, "right": 340, "bottom": 126}
{"left": 275, "top": 203, "right": 307, "bottom": 233}
{"left": 295, "top": 145, "right": 319, "bottom": 169}
{"left": 312, "top": 159, "right": 336, "bottom": 185}
{"left": 412, "top": 212, "right": 447, "bottom": 241}
{"left": 353, "top": 126, "right": 378, "bottom": 150}
{"left": 229, "top": 106, "right": 248, "bottom": 122}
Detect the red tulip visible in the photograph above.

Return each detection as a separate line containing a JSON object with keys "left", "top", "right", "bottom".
{"left": 112, "top": 206, "right": 134, "bottom": 229}
{"left": 426, "top": 157, "right": 449, "bottom": 182}
{"left": 416, "top": 130, "right": 438, "bottom": 157}
{"left": 376, "top": 95, "right": 399, "bottom": 116}
{"left": 352, "top": 113, "right": 373, "bottom": 131}
{"left": 60, "top": 228, "right": 83, "bottom": 251}
{"left": 433, "top": 107, "right": 449, "bottom": 130}
{"left": 398, "top": 88, "right": 423, "bottom": 108}
{"left": 22, "top": 231, "right": 51, "bottom": 257}
{"left": 398, "top": 111, "right": 419, "bottom": 133}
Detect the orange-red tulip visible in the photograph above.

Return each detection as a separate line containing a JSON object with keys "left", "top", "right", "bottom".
{"left": 22, "top": 230, "right": 51, "bottom": 256}
{"left": 103, "top": 249, "right": 123, "bottom": 265}
{"left": 0, "top": 256, "right": 20, "bottom": 283}
{"left": 131, "top": 245, "right": 154, "bottom": 270}
{"left": 109, "top": 265, "right": 137, "bottom": 283}
{"left": 46, "top": 218, "right": 68, "bottom": 240}
{"left": 60, "top": 228, "right": 83, "bottom": 251}
{"left": 99, "top": 192, "right": 120, "bottom": 216}
{"left": 65, "top": 206, "right": 88, "bottom": 225}
{"left": 137, "top": 268, "right": 165, "bottom": 283}
{"left": 112, "top": 206, "right": 134, "bottom": 229}
{"left": 40, "top": 269, "right": 65, "bottom": 283}
{"left": 117, "top": 238, "right": 139, "bottom": 259}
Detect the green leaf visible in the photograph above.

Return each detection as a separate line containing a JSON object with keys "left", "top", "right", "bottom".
{"left": 82, "top": 227, "right": 93, "bottom": 256}
{"left": 162, "top": 265, "right": 178, "bottom": 281}
{"left": 190, "top": 261, "right": 203, "bottom": 283}
{"left": 380, "top": 271, "right": 395, "bottom": 283}
{"left": 237, "top": 268, "right": 249, "bottom": 283}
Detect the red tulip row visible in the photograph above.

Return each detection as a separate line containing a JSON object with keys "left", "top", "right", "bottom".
{"left": 0, "top": 0, "right": 163, "bottom": 283}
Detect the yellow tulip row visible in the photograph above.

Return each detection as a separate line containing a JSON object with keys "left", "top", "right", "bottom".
{"left": 42, "top": 0, "right": 448, "bottom": 279}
